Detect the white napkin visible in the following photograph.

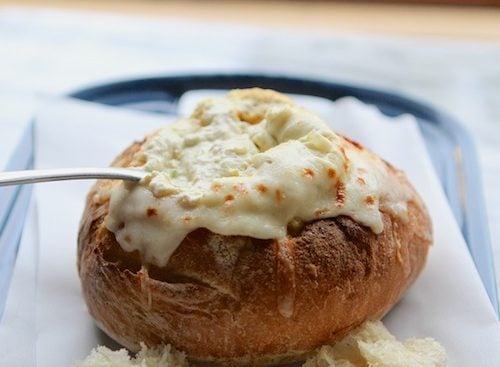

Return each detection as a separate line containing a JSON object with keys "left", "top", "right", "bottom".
{"left": 4, "top": 95, "right": 500, "bottom": 366}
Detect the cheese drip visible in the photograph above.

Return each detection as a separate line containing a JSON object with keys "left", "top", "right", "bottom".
{"left": 105, "top": 89, "right": 411, "bottom": 266}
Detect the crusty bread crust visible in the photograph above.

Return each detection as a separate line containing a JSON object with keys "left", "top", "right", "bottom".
{"left": 78, "top": 139, "right": 432, "bottom": 366}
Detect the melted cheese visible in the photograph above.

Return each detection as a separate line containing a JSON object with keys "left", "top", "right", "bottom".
{"left": 105, "top": 89, "right": 412, "bottom": 266}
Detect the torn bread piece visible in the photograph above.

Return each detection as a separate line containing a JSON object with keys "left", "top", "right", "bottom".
{"left": 76, "top": 342, "right": 188, "bottom": 367}
{"left": 77, "top": 322, "right": 446, "bottom": 367}
{"left": 303, "top": 321, "right": 447, "bottom": 367}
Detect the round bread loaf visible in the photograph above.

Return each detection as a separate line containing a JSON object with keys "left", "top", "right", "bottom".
{"left": 77, "top": 92, "right": 432, "bottom": 366}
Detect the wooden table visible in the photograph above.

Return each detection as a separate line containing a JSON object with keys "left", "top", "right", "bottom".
{"left": 1, "top": 0, "right": 500, "bottom": 41}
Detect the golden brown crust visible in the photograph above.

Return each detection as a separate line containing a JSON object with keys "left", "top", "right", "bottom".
{"left": 78, "top": 139, "right": 432, "bottom": 366}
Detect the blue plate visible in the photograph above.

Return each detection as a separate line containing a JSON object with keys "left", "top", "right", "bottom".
{"left": 68, "top": 73, "right": 498, "bottom": 313}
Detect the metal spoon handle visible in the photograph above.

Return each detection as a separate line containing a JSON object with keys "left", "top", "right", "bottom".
{"left": 0, "top": 168, "right": 145, "bottom": 187}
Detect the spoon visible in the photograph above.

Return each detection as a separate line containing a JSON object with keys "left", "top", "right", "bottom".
{"left": 0, "top": 168, "right": 146, "bottom": 187}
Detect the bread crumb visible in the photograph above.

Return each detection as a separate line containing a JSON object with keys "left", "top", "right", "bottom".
{"left": 303, "top": 321, "right": 447, "bottom": 367}
{"left": 76, "top": 322, "right": 445, "bottom": 367}
{"left": 76, "top": 343, "right": 188, "bottom": 367}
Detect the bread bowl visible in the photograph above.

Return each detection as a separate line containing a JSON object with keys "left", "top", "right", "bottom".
{"left": 77, "top": 88, "right": 432, "bottom": 366}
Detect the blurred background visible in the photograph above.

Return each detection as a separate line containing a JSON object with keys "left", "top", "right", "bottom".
{"left": 2, "top": 0, "right": 500, "bottom": 39}
{"left": 1, "top": 0, "right": 500, "bottom": 299}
